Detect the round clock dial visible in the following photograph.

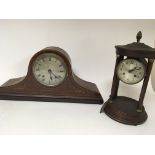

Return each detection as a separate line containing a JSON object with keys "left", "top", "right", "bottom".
{"left": 117, "top": 58, "right": 146, "bottom": 84}
{"left": 33, "top": 53, "right": 67, "bottom": 86}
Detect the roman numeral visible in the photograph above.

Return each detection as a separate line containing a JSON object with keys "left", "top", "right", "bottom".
{"left": 36, "top": 68, "right": 40, "bottom": 71}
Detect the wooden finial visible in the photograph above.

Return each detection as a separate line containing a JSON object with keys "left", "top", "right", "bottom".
{"left": 136, "top": 31, "right": 142, "bottom": 43}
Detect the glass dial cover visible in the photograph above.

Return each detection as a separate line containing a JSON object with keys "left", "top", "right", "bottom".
{"left": 33, "top": 53, "right": 67, "bottom": 86}
{"left": 117, "top": 58, "right": 145, "bottom": 84}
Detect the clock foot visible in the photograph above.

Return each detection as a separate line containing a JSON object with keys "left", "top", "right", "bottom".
{"left": 100, "top": 96, "right": 147, "bottom": 125}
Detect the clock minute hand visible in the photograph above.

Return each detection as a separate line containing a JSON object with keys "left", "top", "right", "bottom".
{"left": 51, "top": 71, "right": 57, "bottom": 78}
{"left": 129, "top": 66, "right": 141, "bottom": 73}
{"left": 49, "top": 69, "right": 59, "bottom": 79}
{"left": 48, "top": 69, "right": 61, "bottom": 79}
{"left": 52, "top": 72, "right": 62, "bottom": 79}
{"left": 128, "top": 67, "right": 136, "bottom": 73}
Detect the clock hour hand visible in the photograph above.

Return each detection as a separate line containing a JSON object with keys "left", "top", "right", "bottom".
{"left": 48, "top": 69, "right": 53, "bottom": 80}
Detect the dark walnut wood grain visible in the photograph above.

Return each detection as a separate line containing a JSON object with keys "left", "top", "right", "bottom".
{"left": 0, "top": 47, "right": 103, "bottom": 104}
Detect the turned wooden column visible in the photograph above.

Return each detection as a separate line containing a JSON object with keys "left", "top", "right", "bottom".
{"left": 137, "top": 59, "right": 154, "bottom": 112}
{"left": 109, "top": 54, "right": 124, "bottom": 100}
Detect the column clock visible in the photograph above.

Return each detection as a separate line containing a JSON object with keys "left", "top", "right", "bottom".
{"left": 101, "top": 31, "right": 155, "bottom": 125}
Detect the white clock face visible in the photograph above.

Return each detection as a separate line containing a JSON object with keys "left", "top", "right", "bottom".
{"left": 117, "top": 58, "right": 145, "bottom": 84}
{"left": 33, "top": 53, "right": 67, "bottom": 86}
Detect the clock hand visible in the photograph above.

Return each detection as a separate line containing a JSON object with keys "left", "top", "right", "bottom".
{"left": 53, "top": 73, "right": 62, "bottom": 79}
{"left": 48, "top": 69, "right": 53, "bottom": 80}
{"left": 50, "top": 75, "right": 53, "bottom": 80}
{"left": 56, "top": 75, "right": 62, "bottom": 79}
{"left": 135, "top": 67, "right": 141, "bottom": 70}
{"left": 129, "top": 66, "right": 142, "bottom": 73}
{"left": 51, "top": 71, "right": 57, "bottom": 78}
{"left": 128, "top": 67, "right": 137, "bottom": 73}
{"left": 52, "top": 73, "right": 62, "bottom": 79}
{"left": 48, "top": 69, "right": 61, "bottom": 79}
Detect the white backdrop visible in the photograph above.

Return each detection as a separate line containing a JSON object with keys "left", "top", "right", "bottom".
{"left": 0, "top": 19, "right": 155, "bottom": 134}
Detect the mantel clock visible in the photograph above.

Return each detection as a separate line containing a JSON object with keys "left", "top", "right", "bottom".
{"left": 0, "top": 47, "right": 103, "bottom": 104}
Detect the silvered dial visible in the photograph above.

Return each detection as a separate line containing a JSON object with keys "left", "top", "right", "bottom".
{"left": 33, "top": 53, "right": 67, "bottom": 86}
{"left": 117, "top": 58, "right": 145, "bottom": 84}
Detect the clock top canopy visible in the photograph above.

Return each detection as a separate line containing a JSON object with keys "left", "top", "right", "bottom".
{"left": 115, "top": 31, "right": 155, "bottom": 58}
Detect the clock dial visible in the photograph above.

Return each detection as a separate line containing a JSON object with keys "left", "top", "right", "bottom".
{"left": 33, "top": 53, "right": 67, "bottom": 86}
{"left": 117, "top": 58, "right": 145, "bottom": 84}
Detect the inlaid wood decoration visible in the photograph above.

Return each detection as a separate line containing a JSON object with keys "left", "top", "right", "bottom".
{"left": 0, "top": 47, "right": 103, "bottom": 104}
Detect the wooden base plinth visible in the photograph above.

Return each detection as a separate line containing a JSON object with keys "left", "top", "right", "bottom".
{"left": 100, "top": 96, "right": 147, "bottom": 125}
{"left": 0, "top": 76, "right": 103, "bottom": 104}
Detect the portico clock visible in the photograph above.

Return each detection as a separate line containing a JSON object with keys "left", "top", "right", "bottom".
{"left": 100, "top": 31, "right": 155, "bottom": 125}
{"left": 0, "top": 47, "right": 103, "bottom": 104}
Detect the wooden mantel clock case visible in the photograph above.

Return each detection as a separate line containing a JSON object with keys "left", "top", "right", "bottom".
{"left": 0, "top": 47, "right": 103, "bottom": 104}
{"left": 101, "top": 31, "right": 155, "bottom": 125}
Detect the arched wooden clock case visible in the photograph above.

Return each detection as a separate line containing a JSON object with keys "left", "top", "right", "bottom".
{"left": 0, "top": 47, "right": 103, "bottom": 104}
